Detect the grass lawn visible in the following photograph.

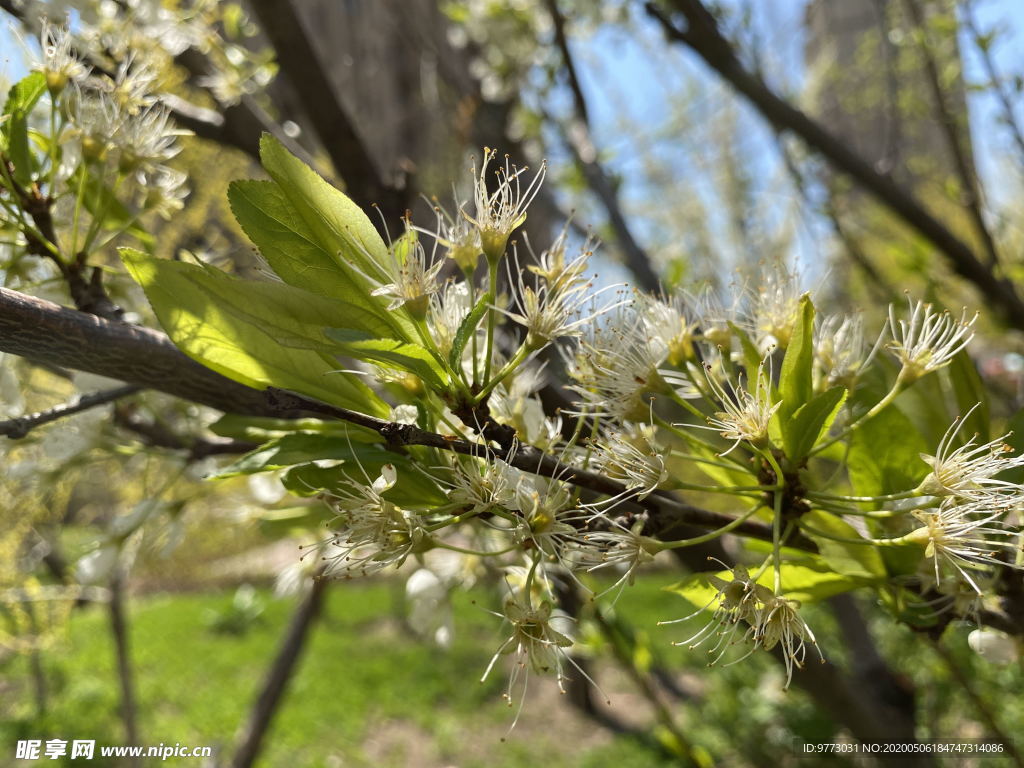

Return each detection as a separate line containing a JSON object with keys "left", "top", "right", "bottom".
{"left": 1, "top": 580, "right": 688, "bottom": 767}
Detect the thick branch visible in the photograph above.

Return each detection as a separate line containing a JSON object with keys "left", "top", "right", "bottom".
{"left": 647, "top": 0, "right": 1024, "bottom": 329}
{"left": 0, "top": 384, "right": 141, "bottom": 439}
{"left": 902, "top": 0, "right": 1001, "bottom": 270}
{"left": 544, "top": 0, "right": 660, "bottom": 292}
{"left": 0, "top": 287, "right": 287, "bottom": 417}
{"left": 246, "top": 0, "right": 406, "bottom": 220}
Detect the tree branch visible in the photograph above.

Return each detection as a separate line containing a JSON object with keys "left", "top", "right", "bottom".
{"left": 262, "top": 386, "right": 811, "bottom": 550}
{"left": 0, "top": 384, "right": 141, "bottom": 439}
{"left": 0, "top": 287, "right": 290, "bottom": 417}
{"left": 246, "top": 0, "right": 407, "bottom": 221}
{"left": 544, "top": 0, "right": 660, "bottom": 292}
{"left": 646, "top": 0, "right": 1024, "bottom": 329}
{"left": 902, "top": 0, "right": 1001, "bottom": 270}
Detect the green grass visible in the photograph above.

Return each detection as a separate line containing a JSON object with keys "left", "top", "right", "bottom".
{"left": 1, "top": 581, "right": 679, "bottom": 767}
{"left": 2, "top": 575, "right": 1019, "bottom": 767}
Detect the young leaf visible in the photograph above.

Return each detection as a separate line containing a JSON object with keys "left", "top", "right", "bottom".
{"left": 666, "top": 556, "right": 866, "bottom": 607}
{"left": 777, "top": 294, "right": 815, "bottom": 426}
{"left": 325, "top": 329, "right": 448, "bottom": 391}
{"left": 121, "top": 248, "right": 389, "bottom": 416}
{"left": 799, "top": 510, "right": 887, "bottom": 579}
{"left": 946, "top": 349, "right": 989, "bottom": 443}
{"left": 847, "top": 404, "right": 927, "bottom": 496}
{"left": 258, "top": 134, "right": 389, "bottom": 282}
{"left": 227, "top": 179, "right": 415, "bottom": 342}
{"left": 783, "top": 386, "right": 846, "bottom": 462}
{"left": 2, "top": 73, "right": 47, "bottom": 186}
{"left": 448, "top": 291, "right": 492, "bottom": 370}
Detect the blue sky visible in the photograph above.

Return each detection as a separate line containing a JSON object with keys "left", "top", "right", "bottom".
{"left": 562, "top": 0, "right": 1024, "bottom": 282}
{"left": 3, "top": 1, "right": 1022, "bottom": 284}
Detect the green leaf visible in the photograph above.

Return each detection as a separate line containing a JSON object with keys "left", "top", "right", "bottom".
{"left": 208, "top": 414, "right": 377, "bottom": 443}
{"left": 999, "top": 407, "right": 1024, "bottom": 486}
{"left": 280, "top": 456, "right": 447, "bottom": 508}
{"left": 778, "top": 294, "right": 815, "bottom": 427}
{"left": 847, "top": 404, "right": 927, "bottom": 497}
{"left": 325, "top": 329, "right": 448, "bottom": 391}
{"left": 666, "top": 557, "right": 865, "bottom": 607}
{"left": 121, "top": 248, "right": 388, "bottom": 416}
{"left": 783, "top": 386, "right": 846, "bottom": 462}
{"left": 800, "top": 510, "right": 887, "bottom": 579}
{"left": 2, "top": 72, "right": 47, "bottom": 186}
{"left": 946, "top": 350, "right": 989, "bottom": 443}
{"left": 227, "top": 180, "right": 414, "bottom": 342}
{"left": 449, "top": 291, "right": 491, "bottom": 370}
{"left": 216, "top": 433, "right": 399, "bottom": 476}
{"left": 258, "top": 134, "right": 388, "bottom": 284}
{"left": 256, "top": 504, "right": 333, "bottom": 539}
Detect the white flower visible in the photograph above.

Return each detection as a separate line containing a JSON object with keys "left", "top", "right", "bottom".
{"left": 702, "top": 359, "right": 781, "bottom": 454}
{"left": 662, "top": 564, "right": 766, "bottom": 662}
{"left": 369, "top": 224, "right": 444, "bottom": 316}
{"left": 754, "top": 595, "right": 822, "bottom": 689}
{"left": 319, "top": 464, "right": 425, "bottom": 576}
{"left": 465, "top": 148, "right": 546, "bottom": 262}
{"left": 662, "top": 564, "right": 821, "bottom": 688}
{"left": 502, "top": 239, "right": 618, "bottom": 349}
{"left": 76, "top": 544, "right": 119, "bottom": 585}
{"left": 390, "top": 404, "right": 419, "bottom": 425}
{"left": 112, "top": 103, "right": 184, "bottom": 172}
{"left": 423, "top": 202, "right": 482, "bottom": 273}
{"left": 35, "top": 19, "right": 88, "bottom": 93}
{"left": 917, "top": 408, "right": 1024, "bottom": 502}
{"left": 568, "top": 301, "right": 697, "bottom": 420}
{"left": 139, "top": 165, "right": 188, "bottom": 218}
{"left": 592, "top": 427, "right": 668, "bottom": 499}
{"left": 746, "top": 261, "right": 803, "bottom": 351}
{"left": 406, "top": 568, "right": 454, "bottom": 648}
{"left": 67, "top": 87, "right": 121, "bottom": 162}
{"left": 574, "top": 519, "right": 661, "bottom": 590}
{"left": 815, "top": 313, "right": 871, "bottom": 387}
{"left": 105, "top": 52, "right": 158, "bottom": 113}
{"left": 907, "top": 499, "right": 1022, "bottom": 594}
{"left": 428, "top": 281, "right": 473, "bottom": 361}
{"left": 447, "top": 456, "right": 522, "bottom": 515}
{"left": 639, "top": 292, "right": 701, "bottom": 367}
{"left": 888, "top": 298, "right": 977, "bottom": 382}
{"left": 968, "top": 629, "right": 1019, "bottom": 664}
{"left": 481, "top": 588, "right": 589, "bottom": 725}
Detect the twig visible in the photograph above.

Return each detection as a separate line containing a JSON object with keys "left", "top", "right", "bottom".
{"left": 930, "top": 639, "right": 1024, "bottom": 768}
{"left": 902, "top": 0, "right": 1001, "bottom": 270}
{"left": 645, "top": 0, "right": 1024, "bottom": 329}
{"left": 543, "top": 0, "right": 660, "bottom": 292}
{"left": 0, "top": 384, "right": 141, "bottom": 439}
{"left": 231, "top": 575, "right": 329, "bottom": 768}
{"left": 112, "top": 404, "right": 259, "bottom": 462}
{"left": 962, "top": 0, "right": 1024, "bottom": 169}
{"left": 108, "top": 572, "right": 140, "bottom": 766}
{"left": 262, "top": 387, "right": 813, "bottom": 551}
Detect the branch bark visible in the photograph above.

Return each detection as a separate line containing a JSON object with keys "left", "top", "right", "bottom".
{"left": 646, "top": 0, "right": 1024, "bottom": 329}
{"left": 231, "top": 576, "right": 329, "bottom": 768}
{"left": 0, "top": 384, "right": 141, "bottom": 438}
{"left": 0, "top": 287, "right": 288, "bottom": 417}
{"left": 246, "top": 0, "right": 407, "bottom": 221}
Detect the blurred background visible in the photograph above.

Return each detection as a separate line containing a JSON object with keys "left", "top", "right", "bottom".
{"left": 2, "top": 0, "right": 1024, "bottom": 766}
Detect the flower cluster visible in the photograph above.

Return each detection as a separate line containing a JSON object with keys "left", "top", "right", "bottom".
{"left": 180, "top": 143, "right": 1023, "bottom": 720}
